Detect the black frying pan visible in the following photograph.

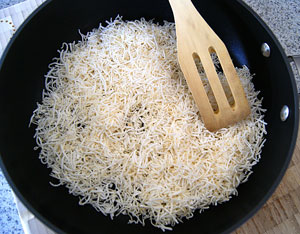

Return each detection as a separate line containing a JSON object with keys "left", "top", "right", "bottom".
{"left": 0, "top": 0, "right": 298, "bottom": 233}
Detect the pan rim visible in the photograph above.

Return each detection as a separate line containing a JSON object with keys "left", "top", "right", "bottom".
{"left": 0, "top": 1, "right": 66, "bottom": 233}
{"left": 0, "top": 0, "right": 298, "bottom": 233}
{"left": 219, "top": 0, "right": 299, "bottom": 233}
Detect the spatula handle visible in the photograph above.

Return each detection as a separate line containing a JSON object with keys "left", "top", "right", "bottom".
{"left": 169, "top": 0, "right": 210, "bottom": 30}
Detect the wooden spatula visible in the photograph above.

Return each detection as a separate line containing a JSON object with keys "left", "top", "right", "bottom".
{"left": 169, "top": 0, "right": 250, "bottom": 132}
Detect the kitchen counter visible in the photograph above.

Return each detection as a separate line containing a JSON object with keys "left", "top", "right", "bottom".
{"left": 0, "top": 170, "right": 23, "bottom": 233}
{"left": 0, "top": 0, "right": 25, "bottom": 9}
{"left": 0, "top": 0, "right": 299, "bottom": 233}
{"left": 243, "top": 0, "right": 300, "bottom": 91}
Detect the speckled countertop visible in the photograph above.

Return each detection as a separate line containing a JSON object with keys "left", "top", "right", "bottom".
{"left": 0, "top": 0, "right": 25, "bottom": 9}
{"left": 0, "top": 0, "right": 299, "bottom": 233}
{"left": 0, "top": 171, "right": 23, "bottom": 234}
{"left": 244, "top": 0, "right": 300, "bottom": 90}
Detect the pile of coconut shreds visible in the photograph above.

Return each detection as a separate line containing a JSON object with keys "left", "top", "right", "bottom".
{"left": 30, "top": 17, "right": 267, "bottom": 231}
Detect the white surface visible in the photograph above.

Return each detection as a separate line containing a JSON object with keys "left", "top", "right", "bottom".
{"left": 13, "top": 194, "right": 55, "bottom": 234}
{"left": 0, "top": 0, "right": 45, "bottom": 56}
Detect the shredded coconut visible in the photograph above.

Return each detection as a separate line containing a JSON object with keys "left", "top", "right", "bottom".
{"left": 30, "top": 16, "right": 267, "bottom": 231}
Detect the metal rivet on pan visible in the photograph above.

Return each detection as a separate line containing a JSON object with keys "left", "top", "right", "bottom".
{"left": 280, "top": 105, "right": 289, "bottom": 121}
{"left": 261, "top": 43, "right": 271, "bottom": 57}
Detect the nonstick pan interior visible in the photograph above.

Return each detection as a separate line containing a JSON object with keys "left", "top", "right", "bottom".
{"left": 0, "top": 0, "right": 298, "bottom": 233}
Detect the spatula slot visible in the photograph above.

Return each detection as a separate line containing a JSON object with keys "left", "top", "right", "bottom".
{"left": 192, "top": 52, "right": 219, "bottom": 113}
{"left": 208, "top": 47, "right": 235, "bottom": 108}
